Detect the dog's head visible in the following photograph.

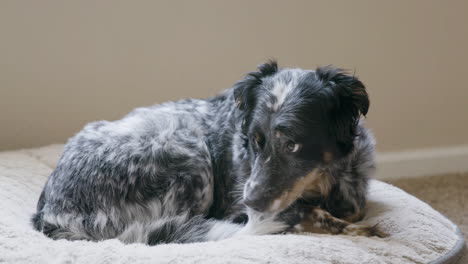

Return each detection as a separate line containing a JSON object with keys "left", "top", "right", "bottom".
{"left": 234, "top": 61, "right": 369, "bottom": 213}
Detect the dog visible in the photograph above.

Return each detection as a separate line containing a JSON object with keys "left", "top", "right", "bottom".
{"left": 32, "top": 61, "right": 386, "bottom": 245}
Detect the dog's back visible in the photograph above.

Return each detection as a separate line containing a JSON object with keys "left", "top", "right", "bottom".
{"left": 32, "top": 100, "right": 219, "bottom": 242}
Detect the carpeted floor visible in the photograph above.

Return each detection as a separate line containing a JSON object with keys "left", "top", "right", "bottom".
{"left": 386, "top": 173, "right": 468, "bottom": 263}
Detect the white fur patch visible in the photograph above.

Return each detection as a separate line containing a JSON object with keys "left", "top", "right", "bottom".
{"left": 247, "top": 179, "right": 260, "bottom": 189}
{"left": 94, "top": 210, "right": 108, "bottom": 230}
{"left": 294, "top": 224, "right": 304, "bottom": 232}
{"left": 205, "top": 221, "right": 242, "bottom": 241}
{"left": 271, "top": 81, "right": 294, "bottom": 111}
{"left": 270, "top": 70, "right": 304, "bottom": 111}
{"left": 235, "top": 209, "right": 287, "bottom": 237}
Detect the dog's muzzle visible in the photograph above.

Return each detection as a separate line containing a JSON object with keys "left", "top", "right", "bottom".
{"left": 243, "top": 179, "right": 273, "bottom": 212}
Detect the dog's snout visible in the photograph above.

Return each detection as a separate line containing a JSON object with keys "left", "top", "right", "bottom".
{"left": 244, "top": 179, "right": 275, "bottom": 212}
{"left": 243, "top": 183, "right": 271, "bottom": 212}
{"left": 243, "top": 196, "right": 269, "bottom": 212}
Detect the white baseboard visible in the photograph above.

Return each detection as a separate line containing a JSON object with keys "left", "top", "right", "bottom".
{"left": 375, "top": 145, "right": 468, "bottom": 180}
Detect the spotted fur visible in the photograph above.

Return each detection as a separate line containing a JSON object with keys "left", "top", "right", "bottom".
{"left": 32, "top": 61, "right": 383, "bottom": 244}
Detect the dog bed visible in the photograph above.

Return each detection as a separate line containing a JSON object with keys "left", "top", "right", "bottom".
{"left": 0, "top": 144, "right": 464, "bottom": 264}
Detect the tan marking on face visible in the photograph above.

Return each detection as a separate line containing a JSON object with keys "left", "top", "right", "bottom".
{"left": 275, "top": 131, "right": 283, "bottom": 138}
{"left": 302, "top": 171, "right": 333, "bottom": 199}
{"left": 267, "top": 169, "right": 322, "bottom": 212}
{"left": 269, "top": 199, "right": 282, "bottom": 211}
{"left": 323, "top": 151, "right": 333, "bottom": 163}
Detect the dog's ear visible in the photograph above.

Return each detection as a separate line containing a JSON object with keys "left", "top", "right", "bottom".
{"left": 233, "top": 60, "right": 278, "bottom": 111}
{"left": 316, "top": 66, "right": 369, "bottom": 153}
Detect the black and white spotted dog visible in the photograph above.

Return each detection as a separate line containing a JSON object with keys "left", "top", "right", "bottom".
{"left": 32, "top": 61, "right": 386, "bottom": 245}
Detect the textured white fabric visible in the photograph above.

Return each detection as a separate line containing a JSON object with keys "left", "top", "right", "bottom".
{"left": 0, "top": 145, "right": 460, "bottom": 264}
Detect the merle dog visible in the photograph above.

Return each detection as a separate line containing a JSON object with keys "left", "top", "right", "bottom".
{"left": 32, "top": 61, "right": 385, "bottom": 244}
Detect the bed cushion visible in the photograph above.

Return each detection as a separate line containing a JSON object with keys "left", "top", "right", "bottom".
{"left": 0, "top": 145, "right": 464, "bottom": 264}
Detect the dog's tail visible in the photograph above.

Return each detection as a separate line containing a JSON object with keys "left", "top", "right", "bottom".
{"left": 118, "top": 210, "right": 288, "bottom": 245}
{"left": 31, "top": 189, "right": 49, "bottom": 233}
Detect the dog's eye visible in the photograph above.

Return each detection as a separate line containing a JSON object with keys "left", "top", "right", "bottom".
{"left": 255, "top": 133, "right": 261, "bottom": 145}
{"left": 253, "top": 133, "right": 265, "bottom": 149}
{"left": 286, "top": 142, "right": 301, "bottom": 153}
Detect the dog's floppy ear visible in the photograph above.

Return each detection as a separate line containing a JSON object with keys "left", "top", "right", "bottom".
{"left": 233, "top": 60, "right": 278, "bottom": 111}
{"left": 316, "top": 66, "right": 369, "bottom": 153}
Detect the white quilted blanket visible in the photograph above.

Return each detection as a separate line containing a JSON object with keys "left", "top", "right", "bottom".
{"left": 0, "top": 145, "right": 462, "bottom": 263}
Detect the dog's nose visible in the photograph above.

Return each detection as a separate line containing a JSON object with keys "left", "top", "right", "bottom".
{"left": 243, "top": 197, "right": 269, "bottom": 212}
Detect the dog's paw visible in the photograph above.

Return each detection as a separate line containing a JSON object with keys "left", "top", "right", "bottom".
{"left": 343, "top": 223, "right": 389, "bottom": 238}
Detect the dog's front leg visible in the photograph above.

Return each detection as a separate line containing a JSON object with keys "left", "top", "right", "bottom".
{"left": 277, "top": 202, "right": 387, "bottom": 238}
{"left": 292, "top": 207, "right": 387, "bottom": 238}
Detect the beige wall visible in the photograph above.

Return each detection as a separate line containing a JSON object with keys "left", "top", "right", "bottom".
{"left": 1, "top": 0, "right": 468, "bottom": 152}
